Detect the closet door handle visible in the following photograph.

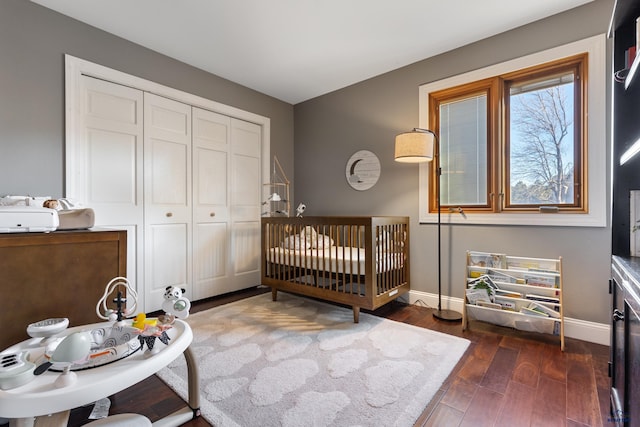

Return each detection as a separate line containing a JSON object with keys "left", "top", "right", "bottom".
{"left": 166, "top": 212, "right": 173, "bottom": 218}
{"left": 613, "top": 309, "right": 624, "bottom": 322}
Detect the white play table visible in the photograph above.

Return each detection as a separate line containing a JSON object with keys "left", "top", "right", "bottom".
{"left": 0, "top": 319, "right": 199, "bottom": 427}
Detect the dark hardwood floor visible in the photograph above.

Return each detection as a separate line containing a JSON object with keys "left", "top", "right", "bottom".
{"left": 57, "top": 287, "right": 612, "bottom": 427}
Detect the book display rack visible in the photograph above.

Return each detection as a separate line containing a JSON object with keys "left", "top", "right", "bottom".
{"left": 463, "top": 250, "right": 564, "bottom": 351}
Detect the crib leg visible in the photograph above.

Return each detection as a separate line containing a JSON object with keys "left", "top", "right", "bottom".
{"left": 352, "top": 306, "right": 360, "bottom": 323}
{"left": 272, "top": 288, "right": 278, "bottom": 301}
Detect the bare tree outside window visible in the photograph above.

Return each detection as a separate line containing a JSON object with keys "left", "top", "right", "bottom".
{"left": 509, "top": 74, "right": 575, "bottom": 206}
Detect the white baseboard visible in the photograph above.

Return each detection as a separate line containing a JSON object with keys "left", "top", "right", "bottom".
{"left": 400, "top": 290, "right": 610, "bottom": 347}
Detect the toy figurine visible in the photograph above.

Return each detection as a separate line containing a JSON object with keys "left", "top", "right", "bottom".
{"left": 161, "top": 285, "right": 191, "bottom": 320}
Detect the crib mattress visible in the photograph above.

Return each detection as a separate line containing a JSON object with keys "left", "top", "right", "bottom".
{"left": 267, "top": 246, "right": 403, "bottom": 274}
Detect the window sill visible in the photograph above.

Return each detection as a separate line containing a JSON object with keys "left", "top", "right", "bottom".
{"left": 418, "top": 210, "right": 606, "bottom": 227}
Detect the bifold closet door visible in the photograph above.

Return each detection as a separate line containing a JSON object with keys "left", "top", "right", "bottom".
{"left": 69, "top": 76, "right": 144, "bottom": 302}
{"left": 69, "top": 74, "right": 264, "bottom": 312}
{"left": 192, "top": 108, "right": 262, "bottom": 298}
{"left": 230, "top": 119, "right": 262, "bottom": 291}
{"left": 192, "top": 108, "right": 230, "bottom": 299}
{"left": 144, "top": 93, "right": 192, "bottom": 313}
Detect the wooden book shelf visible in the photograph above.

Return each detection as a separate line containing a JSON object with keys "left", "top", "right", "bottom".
{"left": 462, "top": 250, "right": 564, "bottom": 351}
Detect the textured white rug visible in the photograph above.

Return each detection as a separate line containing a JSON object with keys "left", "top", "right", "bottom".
{"left": 157, "top": 292, "right": 470, "bottom": 427}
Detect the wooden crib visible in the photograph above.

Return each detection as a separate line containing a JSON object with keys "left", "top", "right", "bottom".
{"left": 261, "top": 216, "right": 410, "bottom": 322}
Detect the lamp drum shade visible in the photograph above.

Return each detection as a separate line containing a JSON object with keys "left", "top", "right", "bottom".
{"left": 394, "top": 131, "right": 434, "bottom": 163}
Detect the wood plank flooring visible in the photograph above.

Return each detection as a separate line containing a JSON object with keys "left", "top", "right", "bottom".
{"left": 56, "top": 286, "right": 612, "bottom": 427}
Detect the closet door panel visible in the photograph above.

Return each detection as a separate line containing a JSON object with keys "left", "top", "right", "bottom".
{"left": 232, "top": 155, "right": 262, "bottom": 219}
{"left": 233, "top": 119, "right": 262, "bottom": 157}
{"left": 230, "top": 119, "right": 261, "bottom": 290}
{"left": 196, "top": 150, "right": 227, "bottom": 206}
{"left": 144, "top": 93, "right": 192, "bottom": 312}
{"left": 149, "top": 138, "right": 189, "bottom": 205}
{"left": 70, "top": 76, "right": 144, "bottom": 310}
{"left": 193, "top": 223, "right": 228, "bottom": 299}
{"left": 192, "top": 108, "right": 232, "bottom": 299}
{"left": 75, "top": 77, "right": 143, "bottom": 223}
{"left": 147, "top": 223, "right": 189, "bottom": 290}
{"left": 86, "top": 129, "right": 137, "bottom": 204}
{"left": 232, "top": 222, "right": 260, "bottom": 289}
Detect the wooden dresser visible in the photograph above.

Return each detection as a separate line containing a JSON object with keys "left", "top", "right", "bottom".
{"left": 0, "top": 229, "right": 126, "bottom": 350}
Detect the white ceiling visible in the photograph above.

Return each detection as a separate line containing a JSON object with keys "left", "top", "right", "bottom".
{"left": 32, "top": 0, "right": 593, "bottom": 104}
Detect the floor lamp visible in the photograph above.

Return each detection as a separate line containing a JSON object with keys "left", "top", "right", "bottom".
{"left": 395, "top": 128, "right": 462, "bottom": 321}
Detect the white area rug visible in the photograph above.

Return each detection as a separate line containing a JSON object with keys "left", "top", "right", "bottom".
{"left": 157, "top": 292, "right": 470, "bottom": 427}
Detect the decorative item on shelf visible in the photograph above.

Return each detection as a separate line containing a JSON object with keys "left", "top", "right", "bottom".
{"left": 345, "top": 150, "right": 381, "bottom": 191}
{"left": 394, "top": 128, "right": 462, "bottom": 322}
{"left": 263, "top": 155, "right": 290, "bottom": 217}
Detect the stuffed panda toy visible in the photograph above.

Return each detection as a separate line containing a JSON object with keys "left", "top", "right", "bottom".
{"left": 161, "top": 285, "right": 191, "bottom": 319}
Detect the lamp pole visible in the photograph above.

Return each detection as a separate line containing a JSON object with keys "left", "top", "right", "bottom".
{"left": 432, "top": 135, "right": 462, "bottom": 322}
{"left": 394, "top": 127, "right": 463, "bottom": 321}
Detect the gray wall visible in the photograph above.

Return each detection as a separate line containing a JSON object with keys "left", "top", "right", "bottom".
{"left": 0, "top": 0, "right": 615, "bottom": 325}
{"left": 294, "top": 0, "right": 614, "bottom": 324}
{"left": 0, "top": 0, "right": 294, "bottom": 199}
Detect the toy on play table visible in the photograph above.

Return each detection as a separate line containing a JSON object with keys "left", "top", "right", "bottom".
{"left": 132, "top": 313, "right": 172, "bottom": 354}
{"left": 133, "top": 285, "right": 190, "bottom": 353}
{"left": 95, "top": 277, "right": 139, "bottom": 324}
{"left": 161, "top": 285, "right": 191, "bottom": 321}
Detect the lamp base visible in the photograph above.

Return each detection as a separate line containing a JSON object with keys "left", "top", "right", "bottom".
{"left": 433, "top": 309, "right": 463, "bottom": 322}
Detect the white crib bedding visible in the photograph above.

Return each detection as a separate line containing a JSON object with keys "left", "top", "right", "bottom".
{"left": 267, "top": 246, "right": 403, "bottom": 274}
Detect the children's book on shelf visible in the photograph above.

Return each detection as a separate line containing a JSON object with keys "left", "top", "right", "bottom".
{"left": 524, "top": 274, "right": 557, "bottom": 288}
{"left": 477, "top": 301, "right": 502, "bottom": 310}
{"left": 525, "top": 293, "right": 560, "bottom": 306}
{"left": 495, "top": 289, "right": 523, "bottom": 298}
{"left": 520, "top": 306, "right": 550, "bottom": 317}
{"left": 466, "top": 287, "right": 493, "bottom": 304}
{"left": 467, "top": 275, "right": 497, "bottom": 302}
{"left": 494, "top": 296, "right": 517, "bottom": 311}
{"left": 526, "top": 301, "right": 561, "bottom": 318}
{"left": 468, "top": 251, "right": 506, "bottom": 269}
{"left": 505, "top": 257, "right": 559, "bottom": 272}
{"left": 486, "top": 269, "right": 521, "bottom": 283}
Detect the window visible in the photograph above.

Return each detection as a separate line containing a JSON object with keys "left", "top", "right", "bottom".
{"left": 429, "top": 55, "right": 585, "bottom": 214}
{"left": 418, "top": 35, "right": 606, "bottom": 227}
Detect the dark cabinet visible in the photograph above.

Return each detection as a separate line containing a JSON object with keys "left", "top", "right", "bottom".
{"left": 0, "top": 229, "right": 126, "bottom": 350}
{"left": 611, "top": 257, "right": 640, "bottom": 426}
{"left": 610, "top": 2, "right": 640, "bottom": 424}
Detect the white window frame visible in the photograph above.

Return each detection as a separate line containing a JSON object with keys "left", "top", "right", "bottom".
{"left": 418, "top": 34, "right": 607, "bottom": 227}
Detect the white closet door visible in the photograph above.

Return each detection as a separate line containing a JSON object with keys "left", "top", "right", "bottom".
{"left": 192, "top": 111, "right": 261, "bottom": 296}
{"left": 192, "top": 108, "right": 231, "bottom": 299}
{"left": 144, "top": 93, "right": 192, "bottom": 313}
{"left": 230, "top": 118, "right": 262, "bottom": 290}
{"left": 68, "top": 76, "right": 144, "bottom": 300}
